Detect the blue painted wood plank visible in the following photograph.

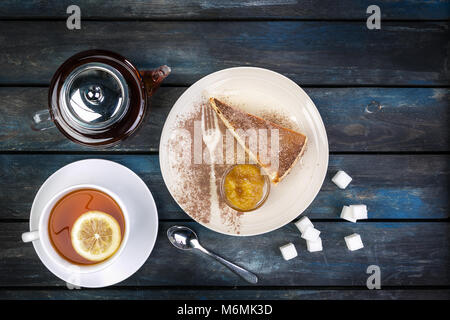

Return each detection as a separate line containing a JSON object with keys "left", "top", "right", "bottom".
{"left": 0, "top": 21, "right": 448, "bottom": 86}
{"left": 0, "top": 0, "right": 448, "bottom": 20}
{"left": 0, "top": 288, "right": 449, "bottom": 300}
{"left": 309, "top": 87, "right": 450, "bottom": 152}
{"left": 1, "top": 222, "right": 448, "bottom": 286}
{"left": 0, "top": 87, "right": 448, "bottom": 152}
{"left": 0, "top": 154, "right": 447, "bottom": 220}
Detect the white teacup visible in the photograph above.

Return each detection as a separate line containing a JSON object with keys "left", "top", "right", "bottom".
{"left": 21, "top": 184, "right": 129, "bottom": 274}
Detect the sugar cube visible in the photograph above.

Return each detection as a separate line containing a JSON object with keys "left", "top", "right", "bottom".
{"left": 332, "top": 170, "right": 352, "bottom": 189}
{"left": 344, "top": 233, "right": 364, "bottom": 251}
{"left": 340, "top": 205, "right": 357, "bottom": 223}
{"left": 295, "top": 216, "right": 313, "bottom": 234}
{"left": 279, "top": 243, "right": 298, "bottom": 260}
{"left": 350, "top": 204, "right": 368, "bottom": 220}
{"left": 306, "top": 237, "right": 323, "bottom": 252}
{"left": 301, "top": 226, "right": 321, "bottom": 241}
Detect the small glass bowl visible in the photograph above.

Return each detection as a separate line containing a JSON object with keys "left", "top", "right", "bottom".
{"left": 219, "top": 164, "right": 271, "bottom": 212}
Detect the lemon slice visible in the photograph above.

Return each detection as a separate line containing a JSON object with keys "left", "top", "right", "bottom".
{"left": 71, "top": 211, "right": 122, "bottom": 262}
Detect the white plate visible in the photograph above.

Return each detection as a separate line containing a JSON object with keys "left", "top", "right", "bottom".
{"left": 29, "top": 159, "right": 158, "bottom": 287}
{"left": 159, "top": 67, "right": 328, "bottom": 236}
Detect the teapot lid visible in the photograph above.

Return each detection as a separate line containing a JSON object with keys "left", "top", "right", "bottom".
{"left": 60, "top": 62, "right": 130, "bottom": 131}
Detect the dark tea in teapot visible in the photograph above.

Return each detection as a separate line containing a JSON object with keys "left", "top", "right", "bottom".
{"left": 35, "top": 50, "right": 170, "bottom": 147}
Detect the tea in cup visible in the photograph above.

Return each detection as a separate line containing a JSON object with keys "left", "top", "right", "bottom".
{"left": 22, "top": 184, "right": 129, "bottom": 273}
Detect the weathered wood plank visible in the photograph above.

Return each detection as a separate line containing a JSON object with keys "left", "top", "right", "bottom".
{"left": 1, "top": 154, "right": 448, "bottom": 220}
{"left": 0, "top": 288, "right": 448, "bottom": 300}
{"left": 0, "top": 0, "right": 448, "bottom": 20}
{"left": 0, "top": 87, "right": 174, "bottom": 152}
{"left": 0, "top": 87, "right": 448, "bottom": 152}
{"left": 1, "top": 222, "right": 448, "bottom": 286}
{"left": 0, "top": 21, "right": 448, "bottom": 86}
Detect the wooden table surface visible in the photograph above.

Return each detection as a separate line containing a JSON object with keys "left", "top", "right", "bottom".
{"left": 0, "top": 1, "right": 449, "bottom": 300}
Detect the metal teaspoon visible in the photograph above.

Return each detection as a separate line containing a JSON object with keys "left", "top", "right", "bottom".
{"left": 167, "top": 225, "right": 258, "bottom": 284}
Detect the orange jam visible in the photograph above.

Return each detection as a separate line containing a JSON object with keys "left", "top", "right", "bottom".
{"left": 223, "top": 164, "right": 266, "bottom": 211}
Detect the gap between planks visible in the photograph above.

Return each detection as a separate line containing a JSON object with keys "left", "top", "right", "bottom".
{"left": 0, "top": 151, "right": 449, "bottom": 155}
{"left": 1, "top": 17, "right": 450, "bottom": 22}
{"left": 1, "top": 83, "right": 449, "bottom": 88}
{"left": 3, "top": 219, "right": 448, "bottom": 223}
{"left": 0, "top": 285, "right": 449, "bottom": 290}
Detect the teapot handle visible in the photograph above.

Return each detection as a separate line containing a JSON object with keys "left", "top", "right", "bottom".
{"left": 141, "top": 65, "right": 171, "bottom": 97}
{"left": 31, "top": 109, "right": 55, "bottom": 131}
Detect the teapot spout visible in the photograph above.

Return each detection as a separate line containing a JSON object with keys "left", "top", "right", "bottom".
{"left": 141, "top": 65, "right": 171, "bottom": 97}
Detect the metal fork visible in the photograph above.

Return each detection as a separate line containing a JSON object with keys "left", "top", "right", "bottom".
{"left": 201, "top": 104, "right": 221, "bottom": 160}
{"left": 201, "top": 104, "right": 221, "bottom": 224}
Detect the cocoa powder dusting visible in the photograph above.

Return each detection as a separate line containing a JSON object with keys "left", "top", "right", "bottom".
{"left": 166, "top": 101, "right": 242, "bottom": 233}
{"left": 166, "top": 99, "right": 302, "bottom": 234}
{"left": 258, "top": 110, "right": 300, "bottom": 131}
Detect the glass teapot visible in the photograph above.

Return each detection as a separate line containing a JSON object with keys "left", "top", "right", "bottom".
{"left": 32, "top": 50, "right": 170, "bottom": 147}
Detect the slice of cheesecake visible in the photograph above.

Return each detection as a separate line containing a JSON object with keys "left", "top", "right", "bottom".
{"left": 209, "top": 97, "right": 307, "bottom": 184}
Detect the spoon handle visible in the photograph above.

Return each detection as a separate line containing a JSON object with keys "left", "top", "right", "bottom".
{"left": 196, "top": 246, "right": 258, "bottom": 284}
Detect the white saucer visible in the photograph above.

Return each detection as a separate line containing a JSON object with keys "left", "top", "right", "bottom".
{"left": 29, "top": 159, "right": 158, "bottom": 288}
{"left": 160, "top": 67, "right": 328, "bottom": 236}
